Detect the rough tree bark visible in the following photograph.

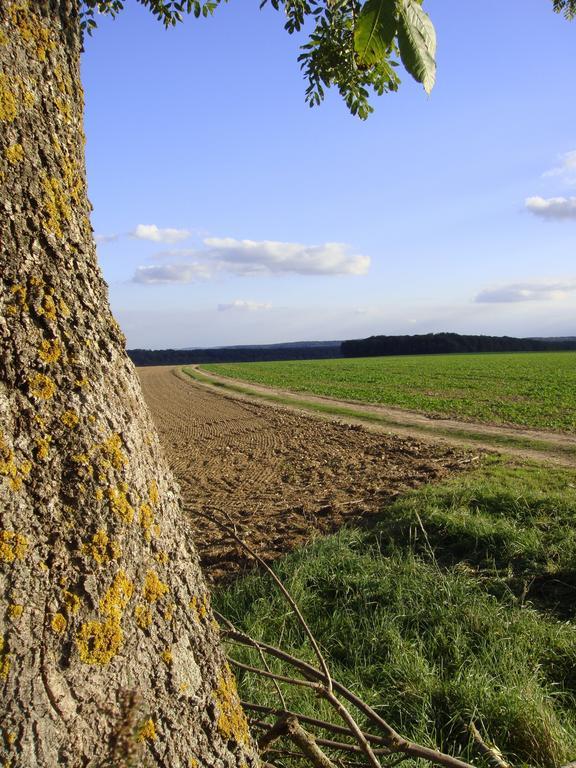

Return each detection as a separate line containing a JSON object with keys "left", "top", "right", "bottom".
{"left": 0, "top": 3, "right": 258, "bottom": 766}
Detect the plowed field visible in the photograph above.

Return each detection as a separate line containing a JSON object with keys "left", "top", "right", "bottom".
{"left": 138, "top": 366, "right": 469, "bottom": 583}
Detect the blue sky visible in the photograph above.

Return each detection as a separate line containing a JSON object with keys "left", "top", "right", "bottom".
{"left": 82, "top": 1, "right": 576, "bottom": 349}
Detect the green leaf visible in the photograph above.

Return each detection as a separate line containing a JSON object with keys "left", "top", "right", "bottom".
{"left": 397, "top": 0, "right": 436, "bottom": 93}
{"left": 354, "top": 0, "right": 397, "bottom": 67}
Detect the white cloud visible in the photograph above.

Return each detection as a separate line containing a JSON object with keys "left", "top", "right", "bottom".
{"left": 132, "top": 224, "right": 191, "bottom": 243}
{"left": 543, "top": 149, "right": 576, "bottom": 182}
{"left": 133, "top": 264, "right": 212, "bottom": 284}
{"left": 133, "top": 237, "right": 370, "bottom": 283}
{"left": 525, "top": 196, "right": 576, "bottom": 220}
{"left": 202, "top": 238, "right": 370, "bottom": 276}
{"left": 95, "top": 233, "right": 120, "bottom": 244}
{"left": 475, "top": 279, "right": 576, "bottom": 303}
{"left": 217, "top": 300, "right": 273, "bottom": 312}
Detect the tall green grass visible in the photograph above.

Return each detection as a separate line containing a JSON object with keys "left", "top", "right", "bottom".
{"left": 215, "top": 460, "right": 576, "bottom": 767}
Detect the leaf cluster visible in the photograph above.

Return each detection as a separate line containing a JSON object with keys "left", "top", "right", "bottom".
{"left": 79, "top": 1, "right": 575, "bottom": 117}
{"left": 80, "top": 0, "right": 222, "bottom": 35}
{"left": 262, "top": 0, "right": 437, "bottom": 119}
{"left": 553, "top": 0, "right": 576, "bottom": 19}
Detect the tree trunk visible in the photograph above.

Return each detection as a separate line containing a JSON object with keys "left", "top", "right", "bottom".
{"left": 0, "top": 3, "right": 257, "bottom": 766}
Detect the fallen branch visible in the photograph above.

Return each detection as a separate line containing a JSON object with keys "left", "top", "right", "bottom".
{"left": 221, "top": 615, "right": 477, "bottom": 768}
{"left": 242, "top": 701, "right": 390, "bottom": 748}
{"left": 251, "top": 718, "right": 391, "bottom": 755}
{"left": 208, "top": 518, "right": 478, "bottom": 768}
{"left": 259, "top": 714, "right": 338, "bottom": 768}
{"left": 467, "top": 722, "right": 510, "bottom": 768}
{"left": 196, "top": 508, "right": 334, "bottom": 693}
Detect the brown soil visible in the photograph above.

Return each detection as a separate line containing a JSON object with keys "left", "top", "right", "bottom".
{"left": 138, "top": 366, "right": 473, "bottom": 584}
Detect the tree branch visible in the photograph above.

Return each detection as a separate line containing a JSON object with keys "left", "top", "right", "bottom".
{"left": 467, "top": 722, "right": 510, "bottom": 768}
{"left": 242, "top": 701, "right": 390, "bottom": 748}
{"left": 197, "top": 509, "right": 334, "bottom": 693}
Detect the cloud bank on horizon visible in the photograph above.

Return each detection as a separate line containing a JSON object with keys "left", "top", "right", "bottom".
{"left": 132, "top": 237, "right": 370, "bottom": 283}
{"left": 218, "top": 299, "right": 272, "bottom": 312}
{"left": 476, "top": 279, "right": 576, "bottom": 303}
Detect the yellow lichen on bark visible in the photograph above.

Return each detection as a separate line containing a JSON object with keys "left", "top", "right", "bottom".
{"left": 138, "top": 718, "right": 157, "bottom": 742}
{"left": 60, "top": 410, "right": 79, "bottom": 429}
{"left": 76, "top": 617, "right": 123, "bottom": 665}
{"left": 77, "top": 568, "right": 134, "bottom": 664}
{"left": 4, "top": 143, "right": 24, "bottom": 164}
{"left": 7, "top": 284, "right": 27, "bottom": 314}
{"left": 35, "top": 434, "right": 51, "bottom": 460}
{"left": 108, "top": 486, "right": 134, "bottom": 525}
{"left": 160, "top": 648, "right": 173, "bottom": 665}
{"left": 7, "top": 604, "right": 23, "bottom": 620}
{"left": 189, "top": 595, "right": 208, "bottom": 623}
{"left": 41, "top": 175, "right": 71, "bottom": 239}
{"left": 0, "top": 73, "right": 17, "bottom": 122}
{"left": 0, "top": 636, "right": 11, "bottom": 679}
{"left": 8, "top": 1, "right": 53, "bottom": 61}
{"left": 154, "top": 550, "right": 169, "bottom": 565}
{"left": 51, "top": 613, "right": 67, "bottom": 634}
{"left": 213, "top": 665, "right": 250, "bottom": 746}
{"left": 63, "top": 590, "right": 81, "bottom": 616}
{"left": 138, "top": 503, "right": 155, "bottom": 543}
{"left": 38, "top": 337, "right": 61, "bottom": 363}
{"left": 99, "top": 570, "right": 134, "bottom": 619}
{"left": 142, "top": 570, "right": 168, "bottom": 603}
{"left": 29, "top": 372, "right": 56, "bottom": 399}
{"left": 0, "top": 531, "right": 28, "bottom": 562}
{"left": 149, "top": 479, "right": 159, "bottom": 505}
{"left": 82, "top": 529, "right": 121, "bottom": 565}
{"left": 134, "top": 604, "right": 152, "bottom": 630}
{"left": 99, "top": 433, "right": 127, "bottom": 470}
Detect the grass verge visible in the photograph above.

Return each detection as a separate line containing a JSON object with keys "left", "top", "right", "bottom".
{"left": 214, "top": 458, "right": 576, "bottom": 768}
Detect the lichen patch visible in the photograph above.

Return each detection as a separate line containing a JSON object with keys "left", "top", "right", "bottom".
{"left": 76, "top": 617, "right": 123, "bottom": 665}
{"left": 4, "top": 143, "right": 24, "bottom": 164}
{"left": 213, "top": 664, "right": 250, "bottom": 746}
{"left": 0, "top": 530, "right": 29, "bottom": 563}
{"left": 138, "top": 718, "right": 157, "bottom": 742}
{"left": 38, "top": 338, "right": 61, "bottom": 363}
{"left": 51, "top": 613, "right": 67, "bottom": 634}
{"left": 108, "top": 486, "right": 134, "bottom": 525}
{"left": 142, "top": 570, "right": 168, "bottom": 603}
{"left": 29, "top": 372, "right": 56, "bottom": 399}
{"left": 99, "top": 570, "right": 134, "bottom": 619}
{"left": 0, "top": 73, "right": 17, "bottom": 122}
{"left": 0, "top": 636, "right": 11, "bottom": 680}
{"left": 60, "top": 410, "right": 79, "bottom": 429}
{"left": 82, "top": 529, "right": 121, "bottom": 565}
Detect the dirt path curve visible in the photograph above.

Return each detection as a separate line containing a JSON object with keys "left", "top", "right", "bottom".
{"left": 188, "top": 365, "right": 576, "bottom": 468}
{"left": 137, "top": 365, "right": 470, "bottom": 583}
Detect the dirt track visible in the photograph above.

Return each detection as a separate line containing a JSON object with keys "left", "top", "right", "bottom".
{"left": 138, "top": 366, "right": 469, "bottom": 583}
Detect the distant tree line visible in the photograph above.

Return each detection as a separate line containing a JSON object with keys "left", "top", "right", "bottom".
{"left": 341, "top": 332, "right": 576, "bottom": 358}
{"left": 128, "top": 333, "right": 576, "bottom": 366}
{"left": 128, "top": 345, "right": 342, "bottom": 366}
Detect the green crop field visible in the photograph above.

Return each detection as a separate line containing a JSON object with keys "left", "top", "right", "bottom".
{"left": 203, "top": 351, "right": 576, "bottom": 432}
